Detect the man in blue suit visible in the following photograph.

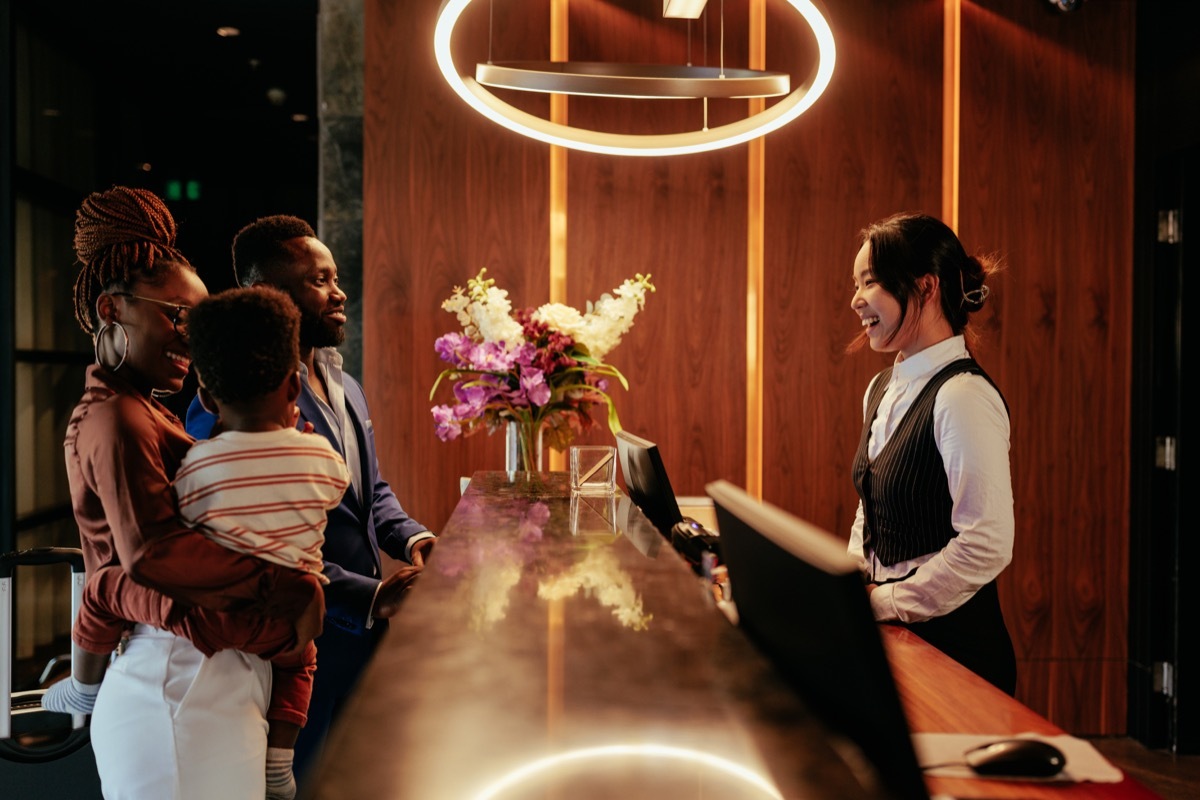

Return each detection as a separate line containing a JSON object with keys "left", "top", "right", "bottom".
{"left": 186, "top": 216, "right": 435, "bottom": 789}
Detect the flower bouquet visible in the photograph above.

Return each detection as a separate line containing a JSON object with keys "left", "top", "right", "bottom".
{"left": 430, "top": 269, "right": 655, "bottom": 470}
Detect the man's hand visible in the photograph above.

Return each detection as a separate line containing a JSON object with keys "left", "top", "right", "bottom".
{"left": 373, "top": 565, "right": 422, "bottom": 619}
{"left": 410, "top": 537, "right": 436, "bottom": 568}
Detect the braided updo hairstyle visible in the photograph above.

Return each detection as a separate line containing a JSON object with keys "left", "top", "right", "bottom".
{"left": 856, "top": 212, "right": 999, "bottom": 351}
{"left": 71, "top": 186, "right": 194, "bottom": 333}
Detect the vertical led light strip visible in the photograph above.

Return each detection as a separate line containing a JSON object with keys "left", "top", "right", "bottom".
{"left": 746, "top": 0, "right": 766, "bottom": 499}
{"left": 549, "top": 0, "right": 568, "bottom": 472}
{"left": 942, "top": 0, "right": 961, "bottom": 230}
{"left": 546, "top": 596, "right": 564, "bottom": 740}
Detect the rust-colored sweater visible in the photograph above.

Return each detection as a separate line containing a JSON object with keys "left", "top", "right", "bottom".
{"left": 64, "top": 365, "right": 322, "bottom": 726}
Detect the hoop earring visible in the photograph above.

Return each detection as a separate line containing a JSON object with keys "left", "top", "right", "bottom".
{"left": 94, "top": 321, "right": 129, "bottom": 372}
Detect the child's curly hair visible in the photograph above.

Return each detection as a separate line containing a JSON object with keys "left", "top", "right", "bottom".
{"left": 188, "top": 286, "right": 301, "bottom": 405}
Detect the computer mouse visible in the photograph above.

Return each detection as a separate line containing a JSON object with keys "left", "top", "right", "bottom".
{"left": 670, "top": 518, "right": 721, "bottom": 575}
{"left": 963, "top": 738, "right": 1067, "bottom": 778}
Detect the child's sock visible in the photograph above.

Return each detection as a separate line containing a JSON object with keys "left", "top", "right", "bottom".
{"left": 265, "top": 747, "right": 297, "bottom": 800}
{"left": 41, "top": 676, "right": 101, "bottom": 715}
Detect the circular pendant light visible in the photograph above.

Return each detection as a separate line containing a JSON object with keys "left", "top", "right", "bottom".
{"left": 433, "top": 0, "right": 836, "bottom": 157}
{"left": 475, "top": 61, "right": 791, "bottom": 100}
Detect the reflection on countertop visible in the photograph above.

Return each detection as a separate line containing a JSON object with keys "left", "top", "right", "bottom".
{"left": 305, "top": 471, "right": 877, "bottom": 800}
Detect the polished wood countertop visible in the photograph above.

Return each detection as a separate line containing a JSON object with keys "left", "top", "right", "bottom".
{"left": 882, "top": 626, "right": 1159, "bottom": 799}
{"left": 304, "top": 472, "right": 873, "bottom": 799}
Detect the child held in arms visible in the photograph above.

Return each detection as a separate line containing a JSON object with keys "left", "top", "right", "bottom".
{"left": 45, "top": 286, "right": 351, "bottom": 799}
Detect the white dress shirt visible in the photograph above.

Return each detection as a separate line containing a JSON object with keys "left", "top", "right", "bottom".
{"left": 304, "top": 348, "right": 434, "bottom": 577}
{"left": 847, "top": 335, "right": 1014, "bottom": 623}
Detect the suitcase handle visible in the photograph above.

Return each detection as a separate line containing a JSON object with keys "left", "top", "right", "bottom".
{"left": 0, "top": 548, "right": 86, "bottom": 579}
{"left": 2, "top": 547, "right": 89, "bottom": 748}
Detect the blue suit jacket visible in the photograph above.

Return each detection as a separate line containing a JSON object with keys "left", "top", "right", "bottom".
{"left": 185, "top": 372, "right": 429, "bottom": 636}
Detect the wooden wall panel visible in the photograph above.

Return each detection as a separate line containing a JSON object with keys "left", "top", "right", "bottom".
{"left": 564, "top": 151, "right": 749, "bottom": 494}
{"left": 564, "top": 0, "right": 749, "bottom": 495}
{"left": 365, "top": 0, "right": 551, "bottom": 531}
{"left": 761, "top": 0, "right": 943, "bottom": 539}
{"left": 959, "top": 0, "right": 1135, "bottom": 735}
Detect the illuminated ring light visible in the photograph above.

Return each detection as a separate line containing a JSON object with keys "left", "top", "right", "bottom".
{"left": 471, "top": 743, "right": 783, "bottom": 800}
{"left": 434, "top": 0, "right": 836, "bottom": 157}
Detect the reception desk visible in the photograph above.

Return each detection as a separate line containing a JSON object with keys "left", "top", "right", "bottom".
{"left": 304, "top": 472, "right": 1155, "bottom": 799}
{"left": 304, "top": 472, "right": 877, "bottom": 798}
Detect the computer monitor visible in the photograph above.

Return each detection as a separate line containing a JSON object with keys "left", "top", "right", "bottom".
{"left": 615, "top": 430, "right": 684, "bottom": 536}
{"left": 616, "top": 431, "right": 721, "bottom": 573}
{"left": 705, "top": 479, "right": 929, "bottom": 800}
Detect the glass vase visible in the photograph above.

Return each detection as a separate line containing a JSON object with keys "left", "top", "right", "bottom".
{"left": 505, "top": 420, "right": 544, "bottom": 472}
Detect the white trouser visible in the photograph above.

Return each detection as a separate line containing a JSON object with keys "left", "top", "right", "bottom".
{"left": 90, "top": 624, "right": 272, "bottom": 800}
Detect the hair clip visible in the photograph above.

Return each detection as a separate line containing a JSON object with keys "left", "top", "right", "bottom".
{"left": 960, "top": 268, "right": 988, "bottom": 307}
{"left": 961, "top": 284, "right": 991, "bottom": 307}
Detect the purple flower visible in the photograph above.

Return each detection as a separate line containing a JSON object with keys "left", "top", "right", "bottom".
{"left": 513, "top": 342, "right": 538, "bottom": 369}
{"left": 454, "top": 382, "right": 494, "bottom": 416}
{"left": 434, "top": 332, "right": 471, "bottom": 367}
{"left": 431, "top": 405, "right": 462, "bottom": 441}
{"left": 519, "top": 368, "right": 552, "bottom": 407}
{"left": 471, "top": 341, "right": 515, "bottom": 371}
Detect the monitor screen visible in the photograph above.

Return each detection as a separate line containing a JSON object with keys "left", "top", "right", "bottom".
{"left": 705, "top": 479, "right": 929, "bottom": 800}
{"left": 615, "top": 430, "right": 684, "bottom": 536}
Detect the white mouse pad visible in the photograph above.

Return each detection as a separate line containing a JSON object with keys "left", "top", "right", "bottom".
{"left": 913, "top": 732, "right": 1124, "bottom": 783}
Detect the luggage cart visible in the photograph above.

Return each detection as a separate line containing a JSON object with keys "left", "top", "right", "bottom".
{"left": 1, "top": 547, "right": 102, "bottom": 798}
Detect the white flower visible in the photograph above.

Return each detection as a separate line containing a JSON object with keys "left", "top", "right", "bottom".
{"left": 441, "top": 282, "right": 524, "bottom": 345}
{"left": 532, "top": 303, "right": 585, "bottom": 337}
{"left": 473, "top": 285, "right": 524, "bottom": 345}
{"left": 533, "top": 276, "right": 654, "bottom": 359}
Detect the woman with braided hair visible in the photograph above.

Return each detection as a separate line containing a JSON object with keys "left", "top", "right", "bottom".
{"left": 62, "top": 186, "right": 323, "bottom": 799}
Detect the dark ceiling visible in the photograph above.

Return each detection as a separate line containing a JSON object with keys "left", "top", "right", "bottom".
{"left": 14, "top": 0, "right": 321, "bottom": 289}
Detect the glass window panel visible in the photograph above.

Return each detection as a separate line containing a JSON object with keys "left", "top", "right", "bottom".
{"left": 16, "top": 197, "right": 87, "bottom": 352}
{"left": 14, "top": 518, "right": 80, "bottom": 682}
{"left": 15, "top": 361, "right": 87, "bottom": 518}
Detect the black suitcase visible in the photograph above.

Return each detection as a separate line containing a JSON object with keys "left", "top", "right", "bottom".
{"left": 1, "top": 547, "right": 103, "bottom": 799}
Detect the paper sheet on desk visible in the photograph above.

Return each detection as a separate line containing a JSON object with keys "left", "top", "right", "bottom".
{"left": 913, "top": 732, "right": 1124, "bottom": 783}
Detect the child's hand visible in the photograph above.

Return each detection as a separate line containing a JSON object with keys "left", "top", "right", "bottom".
{"left": 292, "top": 405, "right": 315, "bottom": 434}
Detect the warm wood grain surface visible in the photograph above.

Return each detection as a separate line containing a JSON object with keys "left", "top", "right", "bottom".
{"left": 884, "top": 626, "right": 1158, "bottom": 800}
{"left": 958, "top": 0, "right": 1135, "bottom": 734}
{"left": 760, "top": 0, "right": 944, "bottom": 543}
{"left": 365, "top": 0, "right": 552, "bottom": 530}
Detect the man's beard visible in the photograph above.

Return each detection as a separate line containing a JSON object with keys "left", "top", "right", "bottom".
{"left": 300, "top": 308, "right": 346, "bottom": 349}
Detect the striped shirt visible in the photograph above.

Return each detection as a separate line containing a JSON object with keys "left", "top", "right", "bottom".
{"left": 174, "top": 428, "right": 352, "bottom": 582}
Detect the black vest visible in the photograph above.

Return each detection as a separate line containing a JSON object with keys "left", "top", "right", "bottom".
{"left": 852, "top": 358, "right": 1006, "bottom": 567}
